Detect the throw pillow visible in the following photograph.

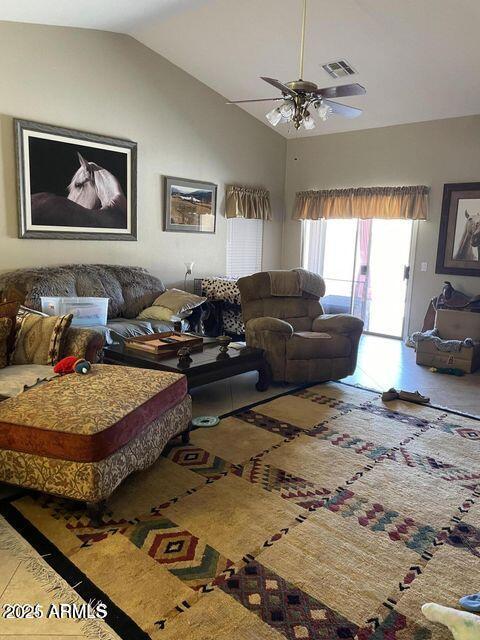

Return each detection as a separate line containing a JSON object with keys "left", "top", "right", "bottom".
{"left": 0, "top": 300, "right": 21, "bottom": 355}
{"left": 152, "top": 289, "right": 206, "bottom": 317}
{"left": 11, "top": 313, "right": 73, "bottom": 366}
{"left": 137, "top": 305, "right": 184, "bottom": 322}
{"left": 0, "top": 317, "right": 12, "bottom": 369}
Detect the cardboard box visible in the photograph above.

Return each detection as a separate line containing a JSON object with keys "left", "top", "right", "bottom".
{"left": 416, "top": 309, "right": 480, "bottom": 373}
{"left": 435, "top": 309, "right": 480, "bottom": 341}
{"left": 416, "top": 339, "right": 480, "bottom": 373}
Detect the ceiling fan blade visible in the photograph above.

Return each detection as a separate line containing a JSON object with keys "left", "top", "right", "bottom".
{"left": 261, "top": 76, "right": 297, "bottom": 97}
{"left": 314, "top": 83, "right": 366, "bottom": 99}
{"left": 324, "top": 99, "right": 362, "bottom": 118}
{"left": 227, "top": 97, "right": 284, "bottom": 104}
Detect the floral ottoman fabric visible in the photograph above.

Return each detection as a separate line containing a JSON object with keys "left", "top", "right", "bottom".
{"left": 0, "top": 365, "right": 191, "bottom": 502}
{"left": 0, "top": 396, "right": 191, "bottom": 503}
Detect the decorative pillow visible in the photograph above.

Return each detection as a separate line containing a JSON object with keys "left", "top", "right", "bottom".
{"left": 137, "top": 305, "right": 184, "bottom": 322}
{"left": 152, "top": 289, "right": 206, "bottom": 317}
{"left": 0, "top": 300, "right": 21, "bottom": 355}
{"left": 0, "top": 317, "right": 12, "bottom": 369}
{"left": 11, "top": 313, "right": 73, "bottom": 366}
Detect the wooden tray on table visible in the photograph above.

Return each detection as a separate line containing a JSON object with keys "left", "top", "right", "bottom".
{"left": 124, "top": 331, "right": 203, "bottom": 359}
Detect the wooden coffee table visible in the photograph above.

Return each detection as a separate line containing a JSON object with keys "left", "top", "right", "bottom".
{"left": 103, "top": 339, "right": 271, "bottom": 391}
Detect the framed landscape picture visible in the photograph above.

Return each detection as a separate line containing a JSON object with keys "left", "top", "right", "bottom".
{"left": 163, "top": 176, "right": 217, "bottom": 234}
{"left": 15, "top": 119, "right": 137, "bottom": 240}
{"left": 436, "top": 182, "right": 480, "bottom": 276}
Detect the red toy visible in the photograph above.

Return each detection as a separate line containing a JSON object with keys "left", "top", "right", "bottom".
{"left": 54, "top": 356, "right": 91, "bottom": 375}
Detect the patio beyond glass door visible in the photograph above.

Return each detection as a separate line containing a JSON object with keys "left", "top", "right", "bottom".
{"left": 303, "top": 218, "right": 413, "bottom": 338}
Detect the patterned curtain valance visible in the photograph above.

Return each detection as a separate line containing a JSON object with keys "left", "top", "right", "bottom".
{"left": 225, "top": 185, "right": 272, "bottom": 221}
{"left": 293, "top": 185, "right": 429, "bottom": 221}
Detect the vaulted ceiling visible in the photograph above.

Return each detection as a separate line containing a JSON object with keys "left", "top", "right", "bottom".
{"left": 2, "top": 0, "right": 480, "bottom": 138}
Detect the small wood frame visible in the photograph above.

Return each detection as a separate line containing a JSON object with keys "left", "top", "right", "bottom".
{"left": 163, "top": 176, "right": 217, "bottom": 234}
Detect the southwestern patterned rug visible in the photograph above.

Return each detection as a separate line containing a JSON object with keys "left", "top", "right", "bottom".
{"left": 1, "top": 382, "right": 479, "bottom": 640}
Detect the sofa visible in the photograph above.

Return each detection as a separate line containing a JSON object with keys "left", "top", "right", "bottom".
{"left": 0, "top": 264, "right": 201, "bottom": 344}
{"left": 237, "top": 269, "right": 364, "bottom": 383}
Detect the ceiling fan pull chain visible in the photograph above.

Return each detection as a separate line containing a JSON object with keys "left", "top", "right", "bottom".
{"left": 299, "top": 0, "right": 307, "bottom": 80}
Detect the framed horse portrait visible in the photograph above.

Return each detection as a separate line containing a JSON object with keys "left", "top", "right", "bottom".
{"left": 436, "top": 182, "right": 480, "bottom": 276}
{"left": 15, "top": 119, "right": 137, "bottom": 240}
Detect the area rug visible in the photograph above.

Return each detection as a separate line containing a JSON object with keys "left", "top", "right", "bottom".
{"left": 0, "top": 517, "right": 120, "bottom": 639}
{"left": 1, "top": 381, "right": 479, "bottom": 640}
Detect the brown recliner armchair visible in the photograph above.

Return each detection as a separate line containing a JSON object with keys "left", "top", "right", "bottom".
{"left": 237, "top": 269, "right": 363, "bottom": 383}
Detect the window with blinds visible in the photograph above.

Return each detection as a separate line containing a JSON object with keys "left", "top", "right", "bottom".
{"left": 226, "top": 217, "right": 264, "bottom": 278}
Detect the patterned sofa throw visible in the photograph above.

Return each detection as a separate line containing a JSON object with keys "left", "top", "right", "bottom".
{"left": 11, "top": 313, "right": 72, "bottom": 366}
{"left": 199, "top": 277, "right": 244, "bottom": 337}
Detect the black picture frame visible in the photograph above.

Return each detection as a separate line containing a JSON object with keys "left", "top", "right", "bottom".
{"left": 435, "top": 182, "right": 480, "bottom": 276}
{"left": 15, "top": 119, "right": 137, "bottom": 240}
{"left": 163, "top": 175, "right": 217, "bottom": 234}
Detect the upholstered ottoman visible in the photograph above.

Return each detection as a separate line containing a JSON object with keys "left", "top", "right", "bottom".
{"left": 0, "top": 365, "right": 191, "bottom": 505}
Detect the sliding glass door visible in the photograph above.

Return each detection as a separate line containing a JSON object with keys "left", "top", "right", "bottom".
{"left": 303, "top": 218, "right": 413, "bottom": 338}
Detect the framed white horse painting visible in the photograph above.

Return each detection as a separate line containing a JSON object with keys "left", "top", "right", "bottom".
{"left": 436, "top": 182, "right": 480, "bottom": 276}
{"left": 15, "top": 119, "right": 137, "bottom": 240}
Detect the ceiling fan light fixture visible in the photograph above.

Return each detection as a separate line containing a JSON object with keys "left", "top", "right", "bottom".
{"left": 303, "top": 114, "right": 316, "bottom": 130}
{"left": 316, "top": 101, "right": 331, "bottom": 121}
{"left": 227, "top": 0, "right": 365, "bottom": 132}
{"left": 279, "top": 100, "right": 294, "bottom": 119}
{"left": 266, "top": 106, "right": 282, "bottom": 126}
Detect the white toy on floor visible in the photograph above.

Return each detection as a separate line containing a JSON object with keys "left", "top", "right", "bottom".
{"left": 422, "top": 603, "right": 480, "bottom": 639}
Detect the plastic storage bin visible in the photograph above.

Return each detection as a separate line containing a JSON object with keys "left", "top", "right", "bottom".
{"left": 40, "top": 297, "right": 109, "bottom": 327}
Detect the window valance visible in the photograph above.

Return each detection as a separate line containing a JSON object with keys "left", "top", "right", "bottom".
{"left": 225, "top": 185, "right": 272, "bottom": 221}
{"left": 293, "top": 185, "right": 429, "bottom": 221}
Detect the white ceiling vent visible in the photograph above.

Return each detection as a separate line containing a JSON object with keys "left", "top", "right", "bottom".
{"left": 322, "top": 60, "right": 356, "bottom": 79}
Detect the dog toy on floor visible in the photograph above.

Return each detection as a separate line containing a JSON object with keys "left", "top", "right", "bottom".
{"left": 422, "top": 602, "right": 480, "bottom": 639}
{"left": 192, "top": 416, "right": 220, "bottom": 428}
{"left": 54, "top": 356, "right": 91, "bottom": 375}
{"left": 430, "top": 366, "right": 465, "bottom": 376}
{"left": 459, "top": 593, "right": 480, "bottom": 612}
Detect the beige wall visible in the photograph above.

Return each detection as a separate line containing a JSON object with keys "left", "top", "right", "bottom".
{"left": 3, "top": 19, "right": 478, "bottom": 335}
{"left": 0, "top": 22, "right": 286, "bottom": 286}
{"left": 283, "top": 115, "right": 480, "bottom": 333}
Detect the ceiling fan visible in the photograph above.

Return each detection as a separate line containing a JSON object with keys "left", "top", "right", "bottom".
{"left": 227, "top": 0, "right": 366, "bottom": 131}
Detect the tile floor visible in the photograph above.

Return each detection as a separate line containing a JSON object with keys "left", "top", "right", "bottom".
{"left": 1, "top": 334, "right": 478, "bottom": 639}
{"left": 347, "top": 334, "right": 480, "bottom": 417}
{"left": 191, "top": 334, "right": 480, "bottom": 418}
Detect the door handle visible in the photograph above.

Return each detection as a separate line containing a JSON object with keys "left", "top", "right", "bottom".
{"left": 403, "top": 265, "right": 410, "bottom": 280}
